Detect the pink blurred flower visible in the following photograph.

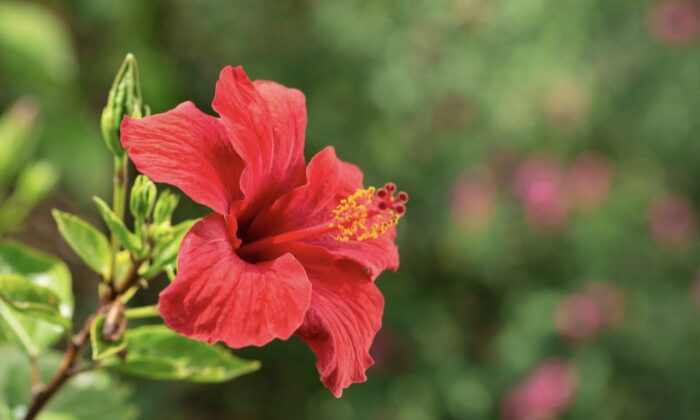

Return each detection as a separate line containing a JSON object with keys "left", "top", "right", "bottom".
{"left": 583, "top": 282, "right": 625, "bottom": 328}
{"left": 649, "top": 0, "right": 700, "bottom": 45}
{"left": 691, "top": 271, "right": 700, "bottom": 310}
{"left": 502, "top": 358, "right": 578, "bottom": 420}
{"left": 451, "top": 166, "right": 498, "bottom": 229}
{"left": 514, "top": 158, "right": 569, "bottom": 231}
{"left": 565, "top": 153, "right": 612, "bottom": 210}
{"left": 555, "top": 282, "right": 625, "bottom": 343}
{"left": 555, "top": 293, "right": 603, "bottom": 343}
{"left": 648, "top": 192, "right": 696, "bottom": 248}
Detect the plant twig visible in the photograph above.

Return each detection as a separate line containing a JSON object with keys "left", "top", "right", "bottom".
{"left": 28, "top": 355, "right": 43, "bottom": 397}
{"left": 70, "top": 361, "right": 103, "bottom": 376}
{"left": 22, "top": 312, "right": 95, "bottom": 420}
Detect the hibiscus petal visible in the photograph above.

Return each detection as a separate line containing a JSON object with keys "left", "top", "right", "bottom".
{"left": 253, "top": 80, "right": 306, "bottom": 175}
{"left": 121, "top": 102, "right": 244, "bottom": 215}
{"left": 159, "top": 214, "right": 312, "bottom": 348}
{"left": 212, "top": 66, "right": 307, "bottom": 220}
{"left": 291, "top": 244, "right": 384, "bottom": 397}
{"left": 249, "top": 146, "right": 399, "bottom": 279}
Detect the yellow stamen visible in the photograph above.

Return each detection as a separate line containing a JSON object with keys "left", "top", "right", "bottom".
{"left": 331, "top": 187, "right": 402, "bottom": 242}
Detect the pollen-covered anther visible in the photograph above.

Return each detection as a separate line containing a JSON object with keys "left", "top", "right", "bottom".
{"left": 331, "top": 184, "right": 407, "bottom": 242}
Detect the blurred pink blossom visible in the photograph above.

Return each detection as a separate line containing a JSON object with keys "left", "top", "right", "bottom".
{"left": 451, "top": 166, "right": 498, "bottom": 229}
{"left": 565, "top": 153, "right": 612, "bottom": 210}
{"left": 692, "top": 271, "right": 700, "bottom": 310}
{"left": 555, "top": 293, "right": 603, "bottom": 342}
{"left": 502, "top": 358, "right": 578, "bottom": 420}
{"left": 555, "top": 282, "right": 625, "bottom": 342}
{"left": 514, "top": 158, "right": 569, "bottom": 231}
{"left": 649, "top": 0, "right": 700, "bottom": 45}
{"left": 584, "top": 282, "right": 625, "bottom": 328}
{"left": 648, "top": 192, "right": 696, "bottom": 248}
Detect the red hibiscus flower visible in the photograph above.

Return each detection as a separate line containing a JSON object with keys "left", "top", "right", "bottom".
{"left": 120, "top": 66, "right": 406, "bottom": 396}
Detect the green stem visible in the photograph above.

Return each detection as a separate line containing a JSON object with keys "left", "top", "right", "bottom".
{"left": 112, "top": 155, "right": 128, "bottom": 222}
{"left": 124, "top": 304, "right": 160, "bottom": 320}
{"left": 109, "top": 155, "right": 128, "bottom": 283}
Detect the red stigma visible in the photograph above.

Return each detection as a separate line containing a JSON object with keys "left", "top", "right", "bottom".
{"left": 373, "top": 182, "right": 407, "bottom": 216}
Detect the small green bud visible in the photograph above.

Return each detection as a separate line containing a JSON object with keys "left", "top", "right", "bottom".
{"left": 130, "top": 175, "right": 156, "bottom": 221}
{"left": 149, "top": 223, "right": 174, "bottom": 243}
{"left": 100, "top": 53, "right": 144, "bottom": 156}
{"left": 153, "top": 190, "right": 179, "bottom": 226}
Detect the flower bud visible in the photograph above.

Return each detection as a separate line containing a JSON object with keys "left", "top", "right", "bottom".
{"left": 130, "top": 175, "right": 156, "bottom": 221}
{"left": 153, "top": 189, "right": 179, "bottom": 226}
{"left": 101, "top": 53, "right": 144, "bottom": 156}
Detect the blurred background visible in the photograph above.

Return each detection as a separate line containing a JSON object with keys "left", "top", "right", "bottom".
{"left": 2, "top": 0, "right": 700, "bottom": 418}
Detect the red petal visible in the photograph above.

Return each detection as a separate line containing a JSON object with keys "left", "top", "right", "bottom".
{"left": 292, "top": 244, "right": 384, "bottom": 397}
{"left": 159, "top": 214, "right": 312, "bottom": 348}
{"left": 212, "top": 66, "right": 306, "bottom": 221}
{"left": 249, "top": 147, "right": 399, "bottom": 279}
{"left": 121, "top": 102, "right": 243, "bottom": 215}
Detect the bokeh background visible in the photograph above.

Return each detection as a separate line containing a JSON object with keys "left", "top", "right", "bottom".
{"left": 2, "top": 0, "right": 700, "bottom": 418}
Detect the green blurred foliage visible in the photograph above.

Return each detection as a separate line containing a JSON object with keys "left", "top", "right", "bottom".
{"left": 0, "top": 241, "right": 73, "bottom": 356}
{"left": 0, "top": 345, "right": 136, "bottom": 420}
{"left": 2, "top": 0, "right": 700, "bottom": 418}
{"left": 0, "top": 100, "right": 58, "bottom": 233}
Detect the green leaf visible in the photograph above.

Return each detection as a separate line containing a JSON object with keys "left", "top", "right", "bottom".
{"left": 0, "top": 274, "right": 70, "bottom": 329}
{"left": 0, "top": 345, "right": 136, "bottom": 420}
{"left": 52, "top": 209, "right": 111, "bottom": 278}
{"left": 89, "top": 314, "right": 127, "bottom": 361}
{"left": 92, "top": 197, "right": 141, "bottom": 255}
{"left": 0, "top": 241, "right": 72, "bottom": 354}
{"left": 142, "top": 219, "right": 198, "bottom": 279}
{"left": 104, "top": 325, "right": 260, "bottom": 382}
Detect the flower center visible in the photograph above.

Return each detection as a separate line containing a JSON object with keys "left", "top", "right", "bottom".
{"left": 331, "top": 183, "right": 407, "bottom": 241}
{"left": 236, "top": 183, "right": 407, "bottom": 259}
